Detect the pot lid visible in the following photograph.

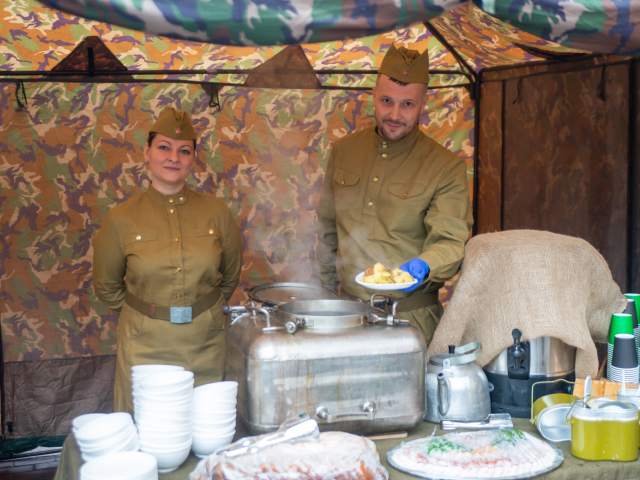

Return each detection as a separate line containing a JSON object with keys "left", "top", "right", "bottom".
{"left": 247, "top": 282, "right": 337, "bottom": 307}
{"left": 429, "top": 342, "right": 481, "bottom": 366}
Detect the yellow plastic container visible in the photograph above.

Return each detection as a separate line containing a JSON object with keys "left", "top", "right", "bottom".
{"left": 568, "top": 401, "right": 639, "bottom": 461}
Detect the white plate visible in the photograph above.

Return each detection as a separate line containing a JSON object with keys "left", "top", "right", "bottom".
{"left": 354, "top": 271, "right": 417, "bottom": 291}
{"left": 387, "top": 429, "right": 564, "bottom": 480}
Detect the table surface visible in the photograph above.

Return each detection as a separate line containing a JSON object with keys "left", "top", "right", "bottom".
{"left": 54, "top": 418, "right": 640, "bottom": 480}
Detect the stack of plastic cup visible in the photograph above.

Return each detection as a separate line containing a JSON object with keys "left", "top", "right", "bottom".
{"left": 625, "top": 293, "right": 640, "bottom": 364}
{"left": 609, "top": 333, "right": 640, "bottom": 383}
{"left": 608, "top": 313, "right": 634, "bottom": 378}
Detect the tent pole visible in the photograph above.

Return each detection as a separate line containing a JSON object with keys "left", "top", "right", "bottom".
{"left": 472, "top": 71, "right": 482, "bottom": 235}
{"left": 424, "top": 21, "right": 477, "bottom": 89}
{"left": 629, "top": 59, "right": 639, "bottom": 292}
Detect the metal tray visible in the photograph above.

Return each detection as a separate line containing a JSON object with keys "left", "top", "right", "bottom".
{"left": 386, "top": 428, "right": 564, "bottom": 480}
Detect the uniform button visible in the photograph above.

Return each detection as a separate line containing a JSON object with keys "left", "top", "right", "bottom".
{"left": 175, "top": 237, "right": 180, "bottom": 242}
{"left": 176, "top": 267, "right": 182, "bottom": 273}
{"left": 208, "top": 229, "right": 214, "bottom": 235}
{"left": 340, "top": 180, "right": 345, "bottom": 185}
{"left": 169, "top": 198, "right": 174, "bottom": 204}
{"left": 367, "top": 201, "right": 374, "bottom": 207}
{"left": 372, "top": 176, "right": 379, "bottom": 183}
{"left": 169, "top": 208, "right": 175, "bottom": 214}
{"left": 382, "top": 142, "right": 388, "bottom": 148}
{"left": 135, "top": 234, "right": 142, "bottom": 241}
{"left": 381, "top": 153, "right": 388, "bottom": 158}
{"left": 178, "top": 196, "right": 184, "bottom": 202}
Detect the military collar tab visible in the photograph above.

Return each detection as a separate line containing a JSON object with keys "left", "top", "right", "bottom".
{"left": 147, "top": 185, "right": 188, "bottom": 205}
{"left": 375, "top": 125, "right": 420, "bottom": 156}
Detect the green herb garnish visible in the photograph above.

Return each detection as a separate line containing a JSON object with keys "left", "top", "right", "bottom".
{"left": 426, "top": 437, "right": 469, "bottom": 455}
{"left": 492, "top": 428, "right": 525, "bottom": 446}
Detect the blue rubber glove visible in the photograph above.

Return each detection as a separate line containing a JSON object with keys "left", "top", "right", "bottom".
{"left": 399, "top": 258, "right": 430, "bottom": 293}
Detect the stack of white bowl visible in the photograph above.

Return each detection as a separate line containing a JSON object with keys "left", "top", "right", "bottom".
{"left": 192, "top": 381, "right": 238, "bottom": 458}
{"left": 71, "top": 413, "right": 106, "bottom": 436}
{"left": 132, "top": 366, "right": 194, "bottom": 473}
{"left": 74, "top": 412, "right": 139, "bottom": 462}
{"left": 80, "top": 451, "right": 158, "bottom": 480}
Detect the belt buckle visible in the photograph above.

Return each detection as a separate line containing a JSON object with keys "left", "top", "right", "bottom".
{"left": 170, "top": 306, "right": 192, "bottom": 324}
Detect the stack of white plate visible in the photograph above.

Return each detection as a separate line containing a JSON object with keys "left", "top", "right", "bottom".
{"left": 192, "top": 381, "right": 238, "bottom": 458}
{"left": 80, "top": 451, "right": 158, "bottom": 480}
{"left": 133, "top": 368, "right": 194, "bottom": 473}
{"left": 74, "top": 412, "right": 139, "bottom": 462}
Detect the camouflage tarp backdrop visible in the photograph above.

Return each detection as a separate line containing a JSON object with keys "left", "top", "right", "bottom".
{"left": 4, "top": 0, "right": 623, "bottom": 438}
{"left": 0, "top": 0, "right": 473, "bottom": 367}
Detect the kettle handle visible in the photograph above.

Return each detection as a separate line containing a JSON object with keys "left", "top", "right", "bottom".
{"left": 455, "top": 342, "right": 481, "bottom": 356}
{"left": 437, "top": 372, "right": 450, "bottom": 418}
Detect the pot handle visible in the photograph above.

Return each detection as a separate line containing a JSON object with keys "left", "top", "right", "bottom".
{"left": 315, "top": 401, "right": 376, "bottom": 423}
{"left": 437, "top": 372, "right": 450, "bottom": 418}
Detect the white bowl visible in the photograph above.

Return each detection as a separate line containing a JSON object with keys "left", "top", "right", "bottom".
{"left": 72, "top": 413, "right": 107, "bottom": 435}
{"left": 139, "top": 430, "right": 191, "bottom": 445}
{"left": 141, "top": 441, "right": 191, "bottom": 473}
{"left": 75, "top": 413, "right": 133, "bottom": 446}
{"left": 193, "top": 427, "right": 235, "bottom": 440}
{"left": 80, "top": 432, "right": 140, "bottom": 463}
{"left": 192, "top": 430, "right": 235, "bottom": 458}
{"left": 135, "top": 409, "right": 193, "bottom": 426}
{"left": 193, "top": 398, "right": 236, "bottom": 411}
{"left": 133, "top": 381, "right": 194, "bottom": 396}
{"left": 134, "top": 399, "right": 193, "bottom": 415}
{"left": 79, "top": 451, "right": 157, "bottom": 480}
{"left": 194, "top": 410, "right": 236, "bottom": 423}
{"left": 194, "top": 381, "right": 238, "bottom": 397}
{"left": 79, "top": 424, "right": 137, "bottom": 453}
{"left": 140, "top": 437, "right": 191, "bottom": 451}
{"left": 134, "top": 392, "right": 193, "bottom": 407}
{"left": 136, "top": 423, "right": 191, "bottom": 437}
{"left": 138, "top": 370, "right": 194, "bottom": 388}
{"left": 193, "top": 417, "right": 236, "bottom": 430}
{"left": 132, "top": 364, "right": 184, "bottom": 376}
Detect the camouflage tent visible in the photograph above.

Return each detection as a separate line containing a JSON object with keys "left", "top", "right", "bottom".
{"left": 0, "top": 0, "right": 638, "bottom": 442}
{"left": 38, "top": 0, "right": 640, "bottom": 54}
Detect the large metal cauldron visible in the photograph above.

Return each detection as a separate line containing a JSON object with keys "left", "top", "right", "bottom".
{"left": 225, "top": 287, "right": 426, "bottom": 434}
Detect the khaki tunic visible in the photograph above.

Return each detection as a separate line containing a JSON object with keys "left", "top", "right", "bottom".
{"left": 317, "top": 126, "right": 471, "bottom": 343}
{"left": 93, "top": 187, "right": 242, "bottom": 412}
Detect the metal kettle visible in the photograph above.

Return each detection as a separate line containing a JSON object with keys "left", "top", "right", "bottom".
{"left": 425, "top": 342, "right": 492, "bottom": 423}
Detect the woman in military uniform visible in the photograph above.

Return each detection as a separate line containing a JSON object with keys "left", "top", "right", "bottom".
{"left": 92, "top": 107, "right": 242, "bottom": 412}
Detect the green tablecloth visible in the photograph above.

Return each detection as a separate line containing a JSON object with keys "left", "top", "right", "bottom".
{"left": 54, "top": 418, "right": 640, "bottom": 479}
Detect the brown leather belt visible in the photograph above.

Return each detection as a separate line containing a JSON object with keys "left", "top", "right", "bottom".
{"left": 125, "top": 290, "right": 221, "bottom": 322}
{"left": 394, "top": 290, "right": 439, "bottom": 312}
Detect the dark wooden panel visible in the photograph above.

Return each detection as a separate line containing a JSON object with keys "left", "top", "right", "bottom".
{"left": 502, "top": 64, "right": 630, "bottom": 289}
{"left": 476, "top": 80, "right": 503, "bottom": 233}
{"left": 631, "top": 60, "right": 640, "bottom": 292}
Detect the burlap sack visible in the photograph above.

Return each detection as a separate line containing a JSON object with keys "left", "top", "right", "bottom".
{"left": 427, "top": 230, "right": 627, "bottom": 377}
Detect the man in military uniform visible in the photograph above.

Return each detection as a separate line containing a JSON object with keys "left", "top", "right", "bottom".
{"left": 317, "top": 45, "right": 472, "bottom": 344}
